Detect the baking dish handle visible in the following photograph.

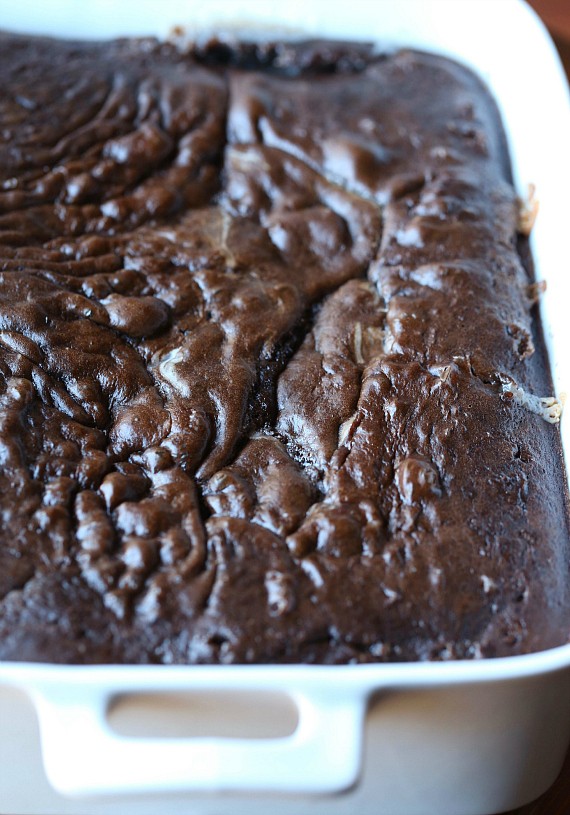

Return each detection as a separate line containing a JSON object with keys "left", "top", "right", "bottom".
{"left": 29, "top": 683, "right": 367, "bottom": 796}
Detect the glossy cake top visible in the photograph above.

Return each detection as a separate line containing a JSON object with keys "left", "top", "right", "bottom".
{"left": 0, "top": 33, "right": 568, "bottom": 663}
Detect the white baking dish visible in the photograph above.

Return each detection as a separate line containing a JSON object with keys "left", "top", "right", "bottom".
{"left": 0, "top": 1, "right": 569, "bottom": 814}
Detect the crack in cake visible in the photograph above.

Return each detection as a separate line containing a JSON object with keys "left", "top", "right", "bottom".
{"left": 0, "top": 33, "right": 568, "bottom": 663}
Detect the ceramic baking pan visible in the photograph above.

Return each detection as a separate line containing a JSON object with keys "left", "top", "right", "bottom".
{"left": 0, "top": 1, "right": 569, "bottom": 813}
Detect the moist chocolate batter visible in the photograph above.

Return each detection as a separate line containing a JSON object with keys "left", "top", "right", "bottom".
{"left": 0, "top": 32, "right": 568, "bottom": 663}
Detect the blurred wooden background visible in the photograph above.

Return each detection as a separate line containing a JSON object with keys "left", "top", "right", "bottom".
{"left": 527, "top": 0, "right": 570, "bottom": 73}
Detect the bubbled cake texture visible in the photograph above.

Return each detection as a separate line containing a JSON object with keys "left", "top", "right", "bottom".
{"left": 0, "top": 34, "right": 568, "bottom": 664}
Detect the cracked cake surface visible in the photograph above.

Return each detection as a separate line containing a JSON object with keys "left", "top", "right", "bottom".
{"left": 0, "top": 32, "right": 568, "bottom": 664}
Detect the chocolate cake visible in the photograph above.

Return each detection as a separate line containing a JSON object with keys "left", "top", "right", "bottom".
{"left": 0, "top": 32, "right": 568, "bottom": 664}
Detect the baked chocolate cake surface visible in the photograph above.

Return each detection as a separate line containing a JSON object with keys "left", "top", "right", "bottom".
{"left": 0, "top": 32, "right": 568, "bottom": 664}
